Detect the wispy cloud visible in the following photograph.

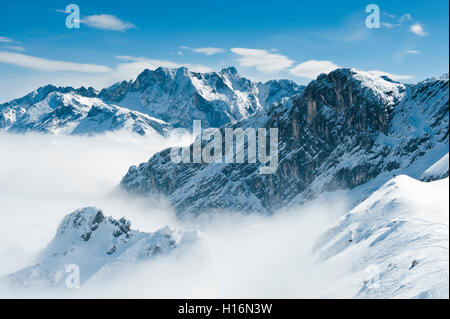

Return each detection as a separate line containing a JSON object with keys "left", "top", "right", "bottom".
{"left": 0, "top": 51, "right": 111, "bottom": 73}
{"left": 381, "top": 12, "right": 412, "bottom": 30}
{"left": 404, "top": 49, "right": 420, "bottom": 55}
{"left": 368, "top": 70, "right": 414, "bottom": 81}
{"left": 381, "top": 22, "right": 397, "bottom": 29}
{"left": 4, "top": 46, "right": 25, "bottom": 52}
{"left": 113, "top": 56, "right": 212, "bottom": 79}
{"left": 409, "top": 24, "right": 428, "bottom": 36}
{"left": 383, "top": 12, "right": 396, "bottom": 19}
{"left": 290, "top": 60, "right": 339, "bottom": 79}
{"left": 192, "top": 47, "right": 225, "bottom": 56}
{"left": 230, "top": 48, "right": 294, "bottom": 72}
{"left": 82, "top": 14, "right": 136, "bottom": 31}
{"left": 179, "top": 47, "right": 225, "bottom": 56}
{"left": 0, "top": 36, "right": 14, "bottom": 43}
{"left": 395, "top": 49, "right": 421, "bottom": 59}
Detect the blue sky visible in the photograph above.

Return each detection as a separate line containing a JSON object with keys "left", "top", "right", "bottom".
{"left": 0, "top": 0, "right": 448, "bottom": 102}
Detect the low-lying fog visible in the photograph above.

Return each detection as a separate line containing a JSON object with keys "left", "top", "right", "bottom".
{"left": 0, "top": 132, "right": 349, "bottom": 298}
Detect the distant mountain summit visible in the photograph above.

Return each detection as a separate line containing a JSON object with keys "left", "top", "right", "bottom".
{"left": 0, "top": 67, "right": 303, "bottom": 135}
{"left": 98, "top": 66, "right": 303, "bottom": 128}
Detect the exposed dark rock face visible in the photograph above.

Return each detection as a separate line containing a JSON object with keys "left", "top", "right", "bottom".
{"left": 120, "top": 69, "right": 449, "bottom": 216}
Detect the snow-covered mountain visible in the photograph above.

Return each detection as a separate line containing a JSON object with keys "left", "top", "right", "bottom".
{"left": 0, "top": 67, "right": 302, "bottom": 135}
{"left": 1, "top": 90, "right": 171, "bottom": 136}
{"left": 4, "top": 207, "right": 198, "bottom": 287}
{"left": 421, "top": 153, "right": 449, "bottom": 182}
{"left": 120, "top": 69, "right": 449, "bottom": 215}
{"left": 98, "top": 66, "right": 303, "bottom": 129}
{"left": 314, "top": 175, "right": 449, "bottom": 299}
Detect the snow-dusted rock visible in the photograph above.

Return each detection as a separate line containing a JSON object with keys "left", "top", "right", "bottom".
{"left": 120, "top": 69, "right": 449, "bottom": 215}
{"left": 98, "top": 66, "right": 303, "bottom": 129}
{"left": 314, "top": 175, "right": 449, "bottom": 298}
{"left": 4, "top": 207, "right": 198, "bottom": 288}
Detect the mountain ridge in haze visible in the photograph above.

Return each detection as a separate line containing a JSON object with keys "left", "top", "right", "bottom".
{"left": 0, "top": 67, "right": 303, "bottom": 135}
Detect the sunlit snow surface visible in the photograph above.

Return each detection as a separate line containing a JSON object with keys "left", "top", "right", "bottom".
{"left": 315, "top": 176, "right": 449, "bottom": 299}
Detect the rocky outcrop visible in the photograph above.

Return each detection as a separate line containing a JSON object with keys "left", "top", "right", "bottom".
{"left": 4, "top": 207, "right": 198, "bottom": 287}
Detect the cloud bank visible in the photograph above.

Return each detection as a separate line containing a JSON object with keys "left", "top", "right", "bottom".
{"left": 0, "top": 132, "right": 348, "bottom": 298}
{"left": 0, "top": 51, "right": 111, "bottom": 73}
{"left": 290, "top": 60, "right": 339, "bottom": 79}
{"left": 231, "top": 48, "right": 294, "bottom": 72}
{"left": 409, "top": 24, "right": 428, "bottom": 36}
{"left": 82, "top": 14, "right": 136, "bottom": 31}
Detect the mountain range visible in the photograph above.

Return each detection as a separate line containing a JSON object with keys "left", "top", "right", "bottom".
{"left": 0, "top": 67, "right": 302, "bottom": 135}
{"left": 1, "top": 66, "right": 448, "bottom": 298}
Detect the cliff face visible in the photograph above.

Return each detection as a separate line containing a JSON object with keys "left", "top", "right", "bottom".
{"left": 120, "top": 69, "right": 449, "bottom": 216}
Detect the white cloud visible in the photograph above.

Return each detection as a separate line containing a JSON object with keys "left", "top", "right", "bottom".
{"left": 289, "top": 60, "right": 339, "bottom": 79}
{"left": 409, "top": 24, "right": 428, "bottom": 36}
{"left": 179, "top": 47, "right": 225, "bottom": 56}
{"left": 0, "top": 51, "right": 111, "bottom": 73}
{"left": 405, "top": 50, "right": 420, "bottom": 55}
{"left": 114, "top": 56, "right": 213, "bottom": 77}
{"left": 5, "top": 46, "right": 25, "bottom": 52}
{"left": 395, "top": 49, "right": 421, "bottom": 60}
{"left": 369, "top": 70, "right": 414, "bottom": 81}
{"left": 192, "top": 47, "right": 225, "bottom": 56}
{"left": 82, "top": 14, "right": 136, "bottom": 31}
{"left": 0, "top": 36, "right": 14, "bottom": 43}
{"left": 381, "top": 22, "right": 396, "bottom": 29}
{"left": 230, "top": 48, "right": 294, "bottom": 72}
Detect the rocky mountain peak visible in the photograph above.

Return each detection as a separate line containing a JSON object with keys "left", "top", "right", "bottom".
{"left": 220, "top": 66, "right": 239, "bottom": 77}
{"left": 120, "top": 68, "right": 448, "bottom": 215}
{"left": 5, "top": 207, "right": 198, "bottom": 287}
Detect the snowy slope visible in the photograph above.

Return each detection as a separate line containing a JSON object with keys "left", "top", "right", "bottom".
{"left": 314, "top": 176, "right": 449, "bottom": 299}
{"left": 421, "top": 153, "right": 449, "bottom": 182}
{"left": 4, "top": 207, "right": 198, "bottom": 287}
{"left": 120, "top": 69, "right": 449, "bottom": 215}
